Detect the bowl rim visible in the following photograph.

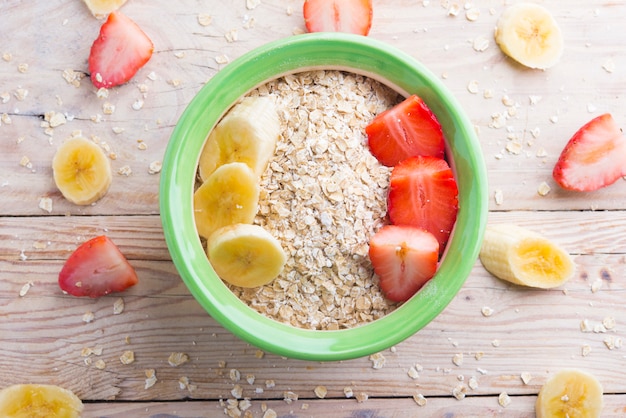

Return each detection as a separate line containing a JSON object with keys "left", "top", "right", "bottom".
{"left": 160, "top": 32, "right": 488, "bottom": 361}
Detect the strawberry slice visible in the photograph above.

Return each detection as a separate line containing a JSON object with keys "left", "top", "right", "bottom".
{"left": 369, "top": 225, "right": 439, "bottom": 302}
{"left": 303, "top": 0, "right": 373, "bottom": 36}
{"left": 553, "top": 113, "right": 626, "bottom": 192}
{"left": 58, "top": 235, "right": 139, "bottom": 298}
{"left": 88, "top": 12, "right": 153, "bottom": 89}
{"left": 387, "top": 156, "right": 458, "bottom": 251}
{"left": 366, "top": 94, "right": 446, "bottom": 167}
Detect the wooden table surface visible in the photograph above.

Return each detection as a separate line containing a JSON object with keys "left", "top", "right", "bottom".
{"left": 2, "top": 0, "right": 626, "bottom": 416}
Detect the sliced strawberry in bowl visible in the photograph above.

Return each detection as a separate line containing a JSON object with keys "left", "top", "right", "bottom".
{"left": 366, "top": 94, "right": 445, "bottom": 167}
{"left": 387, "top": 155, "right": 459, "bottom": 251}
{"left": 303, "top": 0, "right": 373, "bottom": 36}
{"left": 369, "top": 225, "right": 439, "bottom": 302}
{"left": 553, "top": 113, "right": 626, "bottom": 192}
{"left": 88, "top": 11, "right": 154, "bottom": 89}
{"left": 58, "top": 235, "right": 139, "bottom": 298}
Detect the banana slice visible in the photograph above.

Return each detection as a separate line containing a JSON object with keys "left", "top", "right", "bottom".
{"left": 479, "top": 224, "right": 575, "bottom": 288}
{"left": 207, "top": 223, "right": 287, "bottom": 288}
{"left": 494, "top": 2, "right": 564, "bottom": 69}
{"left": 198, "top": 96, "right": 280, "bottom": 181}
{"left": 194, "top": 162, "right": 260, "bottom": 239}
{"left": 52, "top": 136, "right": 112, "bottom": 205}
{"left": 0, "top": 384, "right": 83, "bottom": 418}
{"left": 536, "top": 369, "right": 603, "bottom": 418}
{"left": 82, "top": 0, "right": 128, "bottom": 18}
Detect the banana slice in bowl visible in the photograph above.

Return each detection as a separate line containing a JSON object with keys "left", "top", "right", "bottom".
{"left": 0, "top": 384, "right": 83, "bottom": 418}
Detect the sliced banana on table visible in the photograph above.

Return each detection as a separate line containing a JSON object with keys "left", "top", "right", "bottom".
{"left": 536, "top": 369, "right": 603, "bottom": 418}
{"left": 494, "top": 2, "right": 564, "bottom": 70}
{"left": 52, "top": 136, "right": 112, "bottom": 205}
{"left": 0, "top": 384, "right": 83, "bottom": 418}
{"left": 198, "top": 96, "right": 280, "bottom": 181}
{"left": 194, "top": 162, "right": 260, "bottom": 240}
{"left": 82, "top": 0, "right": 127, "bottom": 18}
{"left": 207, "top": 223, "right": 287, "bottom": 288}
{"left": 479, "top": 224, "right": 575, "bottom": 288}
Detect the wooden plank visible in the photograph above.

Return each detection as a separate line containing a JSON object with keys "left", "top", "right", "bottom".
{"left": 81, "top": 395, "right": 626, "bottom": 417}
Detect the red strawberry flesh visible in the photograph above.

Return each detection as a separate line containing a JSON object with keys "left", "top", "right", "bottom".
{"left": 387, "top": 156, "right": 458, "bottom": 251}
{"left": 369, "top": 225, "right": 439, "bottom": 302}
{"left": 58, "top": 235, "right": 139, "bottom": 298}
{"left": 88, "top": 12, "right": 154, "bottom": 89}
{"left": 303, "top": 0, "right": 373, "bottom": 36}
{"left": 366, "top": 94, "right": 445, "bottom": 167}
{"left": 553, "top": 113, "right": 626, "bottom": 192}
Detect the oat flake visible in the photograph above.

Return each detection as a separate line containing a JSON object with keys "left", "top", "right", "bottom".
{"left": 169, "top": 352, "right": 190, "bottom": 367}
{"left": 120, "top": 350, "right": 135, "bottom": 365}
{"left": 413, "top": 393, "right": 427, "bottom": 406}
{"left": 498, "top": 391, "right": 511, "bottom": 407}
{"left": 19, "top": 281, "right": 33, "bottom": 297}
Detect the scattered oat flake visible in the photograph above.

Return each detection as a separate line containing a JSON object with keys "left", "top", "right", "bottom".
{"left": 580, "top": 319, "right": 591, "bottom": 333}
{"left": 481, "top": 306, "right": 493, "bottom": 317}
{"left": 467, "top": 80, "right": 479, "bottom": 94}
{"left": 82, "top": 311, "right": 95, "bottom": 323}
{"left": 498, "top": 391, "right": 511, "bottom": 407}
{"left": 314, "top": 385, "right": 327, "bottom": 399}
{"left": 225, "top": 29, "right": 238, "bottom": 43}
{"left": 452, "top": 353, "right": 464, "bottom": 366}
{"left": 231, "top": 384, "right": 243, "bottom": 399}
{"left": 132, "top": 99, "right": 144, "bottom": 110}
{"left": 216, "top": 55, "right": 229, "bottom": 64}
{"left": 3, "top": 52, "right": 12, "bottom": 61}
{"left": 602, "top": 58, "right": 615, "bottom": 73}
{"left": 246, "top": 0, "right": 261, "bottom": 9}
{"left": 197, "top": 13, "right": 212, "bottom": 26}
{"left": 355, "top": 392, "right": 368, "bottom": 403}
{"left": 408, "top": 366, "right": 420, "bottom": 380}
{"left": 603, "top": 316, "right": 616, "bottom": 330}
{"left": 145, "top": 369, "right": 157, "bottom": 389}
{"left": 591, "top": 278, "right": 602, "bottom": 293}
{"left": 263, "top": 410, "right": 277, "bottom": 418}
{"left": 265, "top": 380, "right": 275, "bottom": 389}
{"left": 283, "top": 391, "right": 298, "bottom": 404}
{"left": 492, "top": 339, "right": 500, "bottom": 347}
{"left": 472, "top": 36, "right": 489, "bottom": 52}
{"left": 604, "top": 336, "right": 622, "bottom": 350}
{"left": 550, "top": 115, "right": 559, "bottom": 124}
{"left": 39, "top": 197, "right": 53, "bottom": 213}
{"left": 370, "top": 352, "right": 386, "bottom": 369}
{"left": 343, "top": 387, "right": 354, "bottom": 398}
{"left": 468, "top": 376, "right": 479, "bottom": 390}
{"left": 94, "top": 359, "right": 106, "bottom": 370}
{"left": 19, "top": 281, "right": 33, "bottom": 297}
{"left": 113, "top": 297, "right": 125, "bottom": 314}
{"left": 520, "top": 372, "right": 532, "bottom": 385}
{"left": 465, "top": 7, "right": 480, "bottom": 21}
{"left": 475, "top": 351, "right": 484, "bottom": 361}
{"left": 582, "top": 344, "right": 592, "bottom": 357}
{"left": 120, "top": 350, "right": 135, "bottom": 365}
{"left": 452, "top": 384, "right": 467, "bottom": 400}
{"left": 413, "top": 393, "right": 427, "bottom": 406}
{"left": 148, "top": 161, "right": 162, "bottom": 174}
{"left": 168, "top": 352, "right": 190, "bottom": 367}
{"left": 118, "top": 165, "right": 132, "bottom": 176}
{"left": 537, "top": 181, "right": 551, "bottom": 196}
{"left": 494, "top": 189, "right": 504, "bottom": 205}
{"left": 229, "top": 368, "right": 241, "bottom": 382}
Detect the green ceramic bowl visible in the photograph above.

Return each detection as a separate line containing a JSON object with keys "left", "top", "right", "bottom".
{"left": 160, "top": 33, "right": 488, "bottom": 361}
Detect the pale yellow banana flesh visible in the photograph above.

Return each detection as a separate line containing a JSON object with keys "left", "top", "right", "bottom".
{"left": 207, "top": 223, "right": 287, "bottom": 288}
{"left": 536, "top": 369, "right": 603, "bottom": 418}
{"left": 83, "top": 0, "right": 128, "bottom": 18}
{"left": 194, "top": 162, "right": 260, "bottom": 240}
{"left": 52, "top": 136, "right": 112, "bottom": 205}
{"left": 198, "top": 96, "right": 280, "bottom": 181}
{"left": 0, "top": 384, "right": 83, "bottom": 418}
{"left": 495, "top": 2, "right": 563, "bottom": 69}
{"left": 479, "top": 224, "right": 575, "bottom": 288}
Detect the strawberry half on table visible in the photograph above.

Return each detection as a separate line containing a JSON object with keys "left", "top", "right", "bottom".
{"left": 58, "top": 235, "right": 139, "bottom": 298}
{"left": 553, "top": 113, "right": 626, "bottom": 192}
{"left": 366, "top": 94, "right": 446, "bottom": 167}
{"left": 369, "top": 225, "right": 440, "bottom": 302}
{"left": 303, "top": 0, "right": 373, "bottom": 36}
{"left": 88, "top": 11, "right": 154, "bottom": 89}
{"left": 387, "top": 155, "right": 459, "bottom": 252}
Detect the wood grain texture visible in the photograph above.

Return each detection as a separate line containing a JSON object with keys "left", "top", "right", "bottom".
{"left": 1, "top": 0, "right": 626, "bottom": 415}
